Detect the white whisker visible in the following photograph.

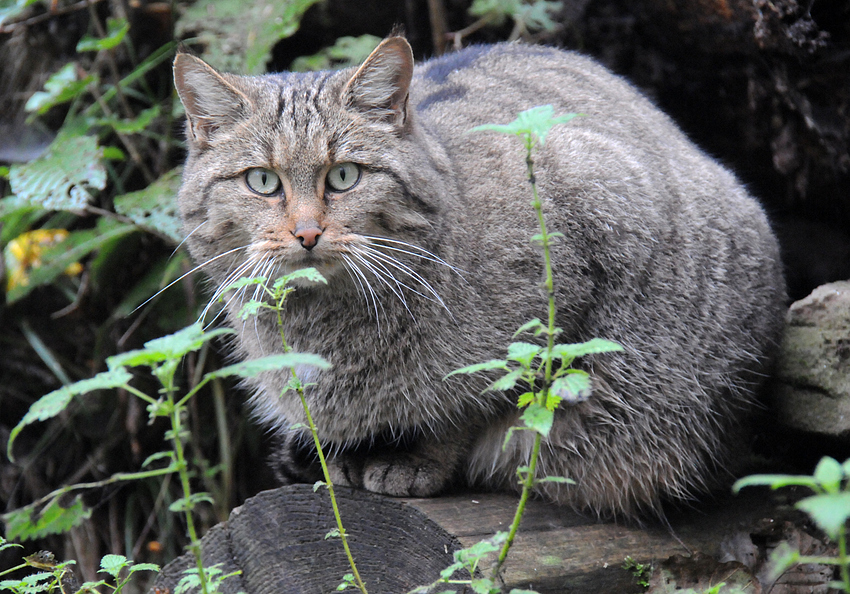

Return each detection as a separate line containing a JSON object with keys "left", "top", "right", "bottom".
{"left": 134, "top": 243, "right": 251, "bottom": 315}
{"left": 361, "top": 235, "right": 466, "bottom": 278}
{"left": 341, "top": 254, "right": 382, "bottom": 330}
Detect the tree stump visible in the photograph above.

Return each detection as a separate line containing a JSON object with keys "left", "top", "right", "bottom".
{"left": 152, "top": 484, "right": 784, "bottom": 594}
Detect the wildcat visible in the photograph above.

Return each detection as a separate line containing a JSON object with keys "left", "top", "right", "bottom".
{"left": 173, "top": 37, "right": 786, "bottom": 517}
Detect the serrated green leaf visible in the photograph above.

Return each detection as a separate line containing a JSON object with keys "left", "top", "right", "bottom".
{"left": 8, "top": 368, "right": 132, "bottom": 461}
{"left": 114, "top": 167, "right": 184, "bottom": 243}
{"left": 208, "top": 353, "right": 331, "bottom": 380}
{"left": 99, "top": 554, "right": 129, "bottom": 578}
{"left": 25, "top": 63, "right": 96, "bottom": 115}
{"left": 439, "top": 561, "right": 465, "bottom": 580}
{"left": 517, "top": 391, "right": 535, "bottom": 407}
{"left": 273, "top": 267, "right": 327, "bottom": 288}
{"left": 10, "top": 133, "right": 105, "bottom": 210}
{"left": 506, "top": 342, "right": 541, "bottom": 366}
{"left": 521, "top": 402, "right": 553, "bottom": 436}
{"left": 237, "top": 299, "right": 266, "bottom": 320}
{"left": 550, "top": 373, "right": 591, "bottom": 404}
{"left": 76, "top": 17, "right": 129, "bottom": 52}
{"left": 796, "top": 492, "right": 850, "bottom": 539}
{"left": 444, "top": 359, "right": 509, "bottom": 379}
{"left": 108, "top": 323, "right": 233, "bottom": 368}
{"left": 128, "top": 563, "right": 160, "bottom": 574}
{"left": 470, "top": 577, "right": 498, "bottom": 594}
{"left": 324, "top": 528, "right": 340, "bottom": 539}
{"left": 470, "top": 105, "right": 580, "bottom": 146}
{"left": 489, "top": 368, "right": 523, "bottom": 392}
{"left": 168, "top": 492, "right": 214, "bottom": 513}
{"left": 550, "top": 338, "right": 624, "bottom": 361}
{"left": 99, "top": 105, "right": 160, "bottom": 135}
{"left": 813, "top": 456, "right": 844, "bottom": 493}
{"left": 3, "top": 497, "right": 92, "bottom": 541}
{"left": 223, "top": 276, "right": 267, "bottom": 292}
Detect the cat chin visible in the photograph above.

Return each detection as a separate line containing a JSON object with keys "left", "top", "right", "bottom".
{"left": 278, "top": 258, "right": 345, "bottom": 287}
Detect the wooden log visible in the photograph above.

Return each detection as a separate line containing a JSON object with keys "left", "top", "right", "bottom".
{"left": 152, "top": 485, "right": 781, "bottom": 593}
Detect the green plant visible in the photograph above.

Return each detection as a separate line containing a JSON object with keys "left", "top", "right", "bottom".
{"left": 734, "top": 456, "right": 850, "bottom": 592}
{"left": 224, "top": 269, "right": 367, "bottom": 594}
{"left": 0, "top": 539, "right": 158, "bottom": 594}
{"left": 4, "top": 322, "right": 327, "bottom": 594}
{"left": 623, "top": 556, "right": 652, "bottom": 589}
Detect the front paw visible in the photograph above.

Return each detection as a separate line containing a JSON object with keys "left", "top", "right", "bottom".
{"left": 361, "top": 452, "right": 453, "bottom": 497}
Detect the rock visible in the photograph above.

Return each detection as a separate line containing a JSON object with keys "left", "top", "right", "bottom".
{"left": 773, "top": 281, "right": 850, "bottom": 438}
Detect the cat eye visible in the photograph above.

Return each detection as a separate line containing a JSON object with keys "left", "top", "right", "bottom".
{"left": 245, "top": 168, "right": 282, "bottom": 195}
{"left": 326, "top": 162, "right": 360, "bottom": 192}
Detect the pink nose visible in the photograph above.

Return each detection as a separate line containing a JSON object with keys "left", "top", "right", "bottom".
{"left": 294, "top": 225, "right": 322, "bottom": 250}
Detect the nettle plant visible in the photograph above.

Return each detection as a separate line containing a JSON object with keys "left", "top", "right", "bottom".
{"left": 734, "top": 456, "right": 850, "bottom": 592}
{"left": 4, "top": 322, "right": 326, "bottom": 594}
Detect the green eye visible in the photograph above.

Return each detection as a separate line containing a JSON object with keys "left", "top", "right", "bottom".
{"left": 326, "top": 162, "right": 360, "bottom": 192}
{"left": 246, "top": 168, "right": 281, "bottom": 195}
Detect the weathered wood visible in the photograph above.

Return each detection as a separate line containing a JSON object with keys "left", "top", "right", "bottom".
{"left": 152, "top": 485, "right": 780, "bottom": 594}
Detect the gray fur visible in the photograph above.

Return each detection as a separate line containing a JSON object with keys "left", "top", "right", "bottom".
{"left": 173, "top": 38, "right": 786, "bottom": 517}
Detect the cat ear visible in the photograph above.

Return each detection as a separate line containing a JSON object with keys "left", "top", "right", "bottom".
{"left": 173, "top": 53, "right": 250, "bottom": 145}
{"left": 343, "top": 37, "right": 414, "bottom": 127}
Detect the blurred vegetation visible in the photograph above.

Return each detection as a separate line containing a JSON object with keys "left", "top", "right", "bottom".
{"left": 0, "top": 0, "right": 562, "bottom": 589}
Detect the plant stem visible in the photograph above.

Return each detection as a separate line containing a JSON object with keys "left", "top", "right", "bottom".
{"left": 273, "top": 287, "right": 368, "bottom": 594}
{"left": 166, "top": 385, "right": 209, "bottom": 594}
{"left": 840, "top": 527, "right": 850, "bottom": 591}
{"left": 297, "top": 384, "right": 368, "bottom": 594}
{"left": 491, "top": 141, "right": 556, "bottom": 580}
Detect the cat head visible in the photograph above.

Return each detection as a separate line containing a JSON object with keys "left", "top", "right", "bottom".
{"left": 173, "top": 37, "right": 453, "bottom": 309}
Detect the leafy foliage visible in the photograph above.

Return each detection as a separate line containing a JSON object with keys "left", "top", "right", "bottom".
{"left": 734, "top": 456, "right": 850, "bottom": 591}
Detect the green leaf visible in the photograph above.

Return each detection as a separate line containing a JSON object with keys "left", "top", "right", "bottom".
{"left": 506, "top": 342, "right": 541, "bottom": 367}
{"left": 550, "top": 372, "right": 591, "bottom": 404}
{"left": 99, "top": 554, "right": 129, "bottom": 578}
{"left": 8, "top": 368, "right": 132, "bottom": 461}
{"left": 108, "top": 323, "right": 233, "bottom": 369}
{"left": 3, "top": 497, "right": 92, "bottom": 541}
{"left": 550, "top": 338, "right": 623, "bottom": 361}
{"left": 9, "top": 133, "right": 106, "bottom": 210}
{"left": 536, "top": 475, "right": 574, "bottom": 484}
{"left": 208, "top": 353, "right": 331, "bottom": 380}
{"left": 175, "top": 0, "right": 323, "bottom": 74}
{"left": 732, "top": 473, "right": 821, "bottom": 494}
{"left": 521, "top": 402, "right": 554, "bottom": 436}
{"left": 141, "top": 451, "right": 176, "bottom": 468}
{"left": 169, "top": 492, "right": 214, "bottom": 513}
{"left": 25, "top": 63, "right": 96, "bottom": 115}
{"left": 114, "top": 167, "right": 184, "bottom": 243}
{"left": 102, "top": 146, "right": 125, "bottom": 161}
{"left": 324, "top": 528, "right": 340, "bottom": 539}
{"left": 444, "top": 359, "right": 509, "bottom": 379}
{"left": 813, "top": 456, "right": 844, "bottom": 493}
{"left": 439, "top": 561, "right": 465, "bottom": 580}
{"left": 470, "top": 577, "right": 499, "bottom": 594}
{"left": 489, "top": 368, "right": 523, "bottom": 392}
{"left": 795, "top": 492, "right": 850, "bottom": 539}
{"left": 223, "top": 276, "right": 267, "bottom": 292}
{"left": 313, "top": 480, "right": 327, "bottom": 492}
{"left": 99, "top": 105, "right": 160, "bottom": 134}
{"left": 470, "top": 105, "right": 580, "bottom": 146}
{"left": 128, "top": 563, "right": 160, "bottom": 574}
{"left": 517, "top": 391, "right": 535, "bottom": 407}
{"left": 291, "top": 35, "right": 382, "bottom": 71}
{"left": 237, "top": 299, "right": 266, "bottom": 320}
{"left": 273, "top": 267, "right": 327, "bottom": 288}
{"left": 76, "top": 17, "right": 129, "bottom": 52}
{"left": 513, "top": 318, "right": 544, "bottom": 337}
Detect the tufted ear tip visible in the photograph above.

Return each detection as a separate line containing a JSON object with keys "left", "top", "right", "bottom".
{"left": 343, "top": 36, "right": 414, "bottom": 127}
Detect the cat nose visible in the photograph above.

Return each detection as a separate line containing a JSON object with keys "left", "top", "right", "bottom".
{"left": 294, "top": 223, "right": 323, "bottom": 250}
